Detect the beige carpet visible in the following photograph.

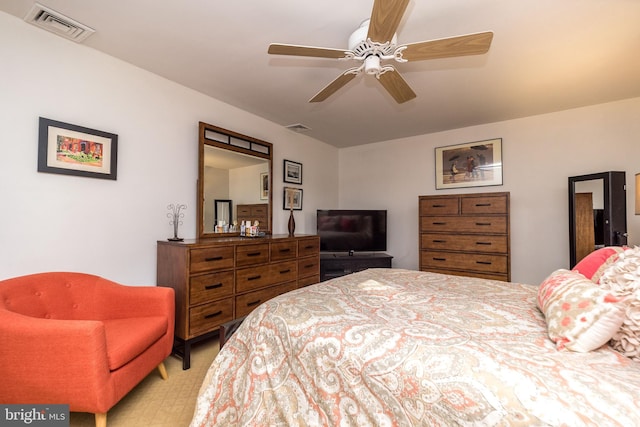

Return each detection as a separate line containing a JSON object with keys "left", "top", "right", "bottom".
{"left": 70, "top": 339, "right": 219, "bottom": 427}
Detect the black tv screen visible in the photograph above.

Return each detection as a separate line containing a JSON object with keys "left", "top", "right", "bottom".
{"left": 317, "top": 209, "right": 387, "bottom": 252}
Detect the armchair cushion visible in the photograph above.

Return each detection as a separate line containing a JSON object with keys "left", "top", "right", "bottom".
{"left": 104, "top": 316, "right": 168, "bottom": 370}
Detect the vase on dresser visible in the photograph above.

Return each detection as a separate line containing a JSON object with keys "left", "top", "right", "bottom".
{"left": 288, "top": 210, "right": 295, "bottom": 236}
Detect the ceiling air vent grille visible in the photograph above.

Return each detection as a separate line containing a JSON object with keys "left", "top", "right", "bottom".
{"left": 285, "top": 123, "right": 311, "bottom": 133}
{"left": 24, "top": 3, "right": 95, "bottom": 42}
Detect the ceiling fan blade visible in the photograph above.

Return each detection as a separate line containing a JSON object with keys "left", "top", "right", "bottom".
{"left": 309, "top": 70, "right": 359, "bottom": 102}
{"left": 400, "top": 31, "right": 494, "bottom": 61}
{"left": 377, "top": 67, "right": 416, "bottom": 104}
{"left": 268, "top": 43, "right": 350, "bottom": 59}
{"left": 367, "top": 0, "right": 410, "bottom": 43}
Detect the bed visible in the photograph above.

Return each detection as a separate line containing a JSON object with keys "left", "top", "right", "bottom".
{"left": 191, "top": 252, "right": 640, "bottom": 426}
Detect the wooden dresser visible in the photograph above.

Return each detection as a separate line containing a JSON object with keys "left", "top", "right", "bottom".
{"left": 419, "top": 192, "right": 510, "bottom": 281}
{"left": 157, "top": 234, "right": 320, "bottom": 369}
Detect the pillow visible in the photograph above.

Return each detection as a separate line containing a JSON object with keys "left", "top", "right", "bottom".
{"left": 599, "top": 246, "right": 640, "bottom": 360}
{"left": 572, "top": 246, "right": 625, "bottom": 283}
{"left": 538, "top": 269, "right": 626, "bottom": 352}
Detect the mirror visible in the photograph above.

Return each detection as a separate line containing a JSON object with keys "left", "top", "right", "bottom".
{"left": 198, "top": 122, "right": 273, "bottom": 238}
{"left": 214, "top": 199, "right": 232, "bottom": 232}
{"left": 568, "top": 171, "right": 627, "bottom": 267}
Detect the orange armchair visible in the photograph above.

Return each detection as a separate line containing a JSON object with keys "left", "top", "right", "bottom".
{"left": 0, "top": 272, "right": 175, "bottom": 427}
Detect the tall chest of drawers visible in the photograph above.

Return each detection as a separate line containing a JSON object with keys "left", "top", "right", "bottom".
{"left": 419, "top": 192, "right": 510, "bottom": 281}
{"left": 157, "top": 234, "right": 320, "bottom": 369}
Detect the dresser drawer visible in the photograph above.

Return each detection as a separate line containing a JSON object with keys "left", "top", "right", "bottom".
{"left": 461, "top": 196, "right": 508, "bottom": 214}
{"left": 236, "top": 260, "right": 297, "bottom": 293}
{"left": 271, "top": 241, "right": 297, "bottom": 261}
{"left": 426, "top": 268, "right": 508, "bottom": 282}
{"left": 298, "top": 237, "right": 320, "bottom": 257}
{"left": 188, "top": 297, "right": 233, "bottom": 337}
{"left": 189, "top": 271, "right": 234, "bottom": 305}
{"left": 421, "top": 233, "right": 508, "bottom": 254}
{"left": 298, "top": 274, "right": 320, "bottom": 287}
{"left": 419, "top": 197, "right": 459, "bottom": 215}
{"left": 189, "top": 246, "right": 235, "bottom": 273}
{"left": 298, "top": 256, "right": 320, "bottom": 278}
{"left": 251, "top": 205, "right": 268, "bottom": 216}
{"left": 237, "top": 205, "right": 252, "bottom": 216}
{"left": 235, "top": 281, "right": 298, "bottom": 318}
{"left": 421, "top": 216, "right": 507, "bottom": 234}
{"left": 236, "top": 243, "right": 270, "bottom": 267}
{"left": 421, "top": 251, "right": 508, "bottom": 274}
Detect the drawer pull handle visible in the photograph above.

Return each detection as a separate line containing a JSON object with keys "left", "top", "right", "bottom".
{"left": 433, "top": 257, "right": 447, "bottom": 261}
{"left": 304, "top": 245, "right": 314, "bottom": 249}
{"left": 247, "top": 300, "right": 261, "bottom": 307}
{"left": 248, "top": 275, "right": 262, "bottom": 281}
{"left": 204, "top": 310, "right": 222, "bottom": 319}
{"left": 279, "top": 269, "right": 291, "bottom": 274}
{"left": 205, "top": 283, "right": 223, "bottom": 290}
{"left": 304, "top": 264, "right": 314, "bottom": 268}
{"left": 475, "top": 222, "right": 492, "bottom": 226}
{"left": 247, "top": 252, "right": 262, "bottom": 257}
{"left": 432, "top": 204, "right": 446, "bottom": 207}
{"left": 205, "top": 256, "right": 223, "bottom": 262}
{"left": 433, "top": 222, "right": 447, "bottom": 225}
{"left": 475, "top": 203, "right": 491, "bottom": 207}
{"left": 432, "top": 239, "right": 446, "bottom": 243}
{"left": 476, "top": 242, "right": 492, "bottom": 246}
{"left": 279, "top": 248, "right": 291, "bottom": 253}
{"left": 476, "top": 261, "right": 492, "bottom": 265}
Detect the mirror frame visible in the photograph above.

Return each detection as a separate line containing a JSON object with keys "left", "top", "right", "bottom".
{"left": 214, "top": 199, "right": 233, "bottom": 229}
{"left": 198, "top": 121, "right": 273, "bottom": 239}
{"left": 568, "top": 171, "right": 627, "bottom": 267}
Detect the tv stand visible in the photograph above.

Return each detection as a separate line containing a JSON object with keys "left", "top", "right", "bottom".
{"left": 320, "top": 252, "right": 393, "bottom": 281}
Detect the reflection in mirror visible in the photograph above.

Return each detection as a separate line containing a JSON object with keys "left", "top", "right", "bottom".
{"left": 198, "top": 122, "right": 273, "bottom": 238}
{"left": 568, "top": 171, "right": 627, "bottom": 267}
{"left": 214, "top": 199, "right": 233, "bottom": 232}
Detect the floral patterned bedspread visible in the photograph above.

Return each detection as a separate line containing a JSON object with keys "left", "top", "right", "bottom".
{"left": 190, "top": 269, "right": 640, "bottom": 426}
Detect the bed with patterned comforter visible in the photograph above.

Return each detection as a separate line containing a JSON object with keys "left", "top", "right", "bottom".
{"left": 190, "top": 268, "right": 640, "bottom": 426}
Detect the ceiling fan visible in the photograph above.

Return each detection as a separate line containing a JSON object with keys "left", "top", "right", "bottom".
{"left": 267, "top": 0, "right": 493, "bottom": 104}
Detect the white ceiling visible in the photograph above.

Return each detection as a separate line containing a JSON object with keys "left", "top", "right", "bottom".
{"left": 3, "top": 0, "right": 640, "bottom": 148}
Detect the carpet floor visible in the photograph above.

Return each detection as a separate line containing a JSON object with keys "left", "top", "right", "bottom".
{"left": 70, "top": 339, "right": 219, "bottom": 427}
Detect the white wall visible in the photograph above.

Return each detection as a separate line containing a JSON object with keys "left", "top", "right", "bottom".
{"left": 3, "top": 11, "right": 639, "bottom": 288}
{"left": 0, "top": 12, "right": 338, "bottom": 284}
{"left": 339, "top": 97, "right": 640, "bottom": 285}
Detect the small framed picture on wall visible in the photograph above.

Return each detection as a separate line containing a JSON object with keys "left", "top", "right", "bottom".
{"left": 283, "top": 159, "right": 302, "bottom": 184}
{"left": 283, "top": 187, "right": 303, "bottom": 210}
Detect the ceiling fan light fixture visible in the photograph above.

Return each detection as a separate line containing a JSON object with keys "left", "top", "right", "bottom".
{"left": 364, "top": 55, "right": 381, "bottom": 75}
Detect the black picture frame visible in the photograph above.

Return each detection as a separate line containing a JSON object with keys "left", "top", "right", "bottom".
{"left": 283, "top": 187, "right": 303, "bottom": 210}
{"left": 283, "top": 159, "right": 302, "bottom": 184}
{"left": 38, "top": 117, "right": 118, "bottom": 180}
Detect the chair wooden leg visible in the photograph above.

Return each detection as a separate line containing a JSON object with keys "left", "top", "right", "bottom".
{"left": 157, "top": 361, "right": 168, "bottom": 380}
{"left": 95, "top": 412, "right": 106, "bottom": 427}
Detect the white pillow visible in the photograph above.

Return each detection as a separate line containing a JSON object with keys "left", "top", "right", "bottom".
{"left": 538, "top": 269, "right": 627, "bottom": 352}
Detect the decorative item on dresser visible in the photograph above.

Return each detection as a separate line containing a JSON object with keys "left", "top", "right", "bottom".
{"left": 157, "top": 234, "right": 320, "bottom": 369}
{"left": 419, "top": 192, "right": 510, "bottom": 281}
{"left": 167, "top": 203, "right": 186, "bottom": 241}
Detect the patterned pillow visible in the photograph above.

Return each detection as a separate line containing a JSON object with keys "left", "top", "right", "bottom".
{"left": 572, "top": 246, "right": 626, "bottom": 283}
{"left": 599, "top": 246, "right": 640, "bottom": 360}
{"left": 538, "top": 269, "right": 626, "bottom": 352}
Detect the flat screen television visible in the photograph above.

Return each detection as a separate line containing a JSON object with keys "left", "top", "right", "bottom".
{"left": 317, "top": 209, "right": 387, "bottom": 253}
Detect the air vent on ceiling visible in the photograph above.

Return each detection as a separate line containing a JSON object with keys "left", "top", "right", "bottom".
{"left": 285, "top": 123, "right": 311, "bottom": 133}
{"left": 24, "top": 3, "right": 95, "bottom": 43}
